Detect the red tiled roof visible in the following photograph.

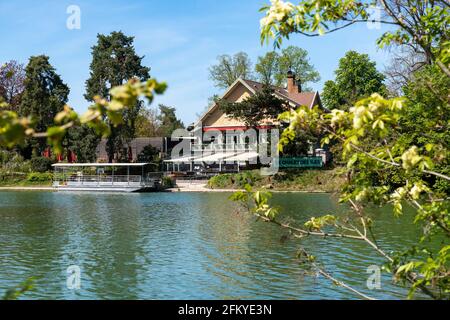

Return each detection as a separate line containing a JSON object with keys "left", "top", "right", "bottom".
{"left": 241, "top": 79, "right": 317, "bottom": 108}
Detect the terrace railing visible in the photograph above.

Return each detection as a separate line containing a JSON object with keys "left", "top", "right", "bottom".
{"left": 55, "top": 175, "right": 147, "bottom": 187}
{"left": 191, "top": 143, "right": 258, "bottom": 153}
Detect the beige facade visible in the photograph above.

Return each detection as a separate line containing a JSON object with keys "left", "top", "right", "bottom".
{"left": 199, "top": 78, "right": 320, "bottom": 130}
{"left": 202, "top": 82, "right": 253, "bottom": 127}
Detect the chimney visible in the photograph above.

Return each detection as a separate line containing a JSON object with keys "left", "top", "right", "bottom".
{"left": 287, "top": 70, "right": 296, "bottom": 94}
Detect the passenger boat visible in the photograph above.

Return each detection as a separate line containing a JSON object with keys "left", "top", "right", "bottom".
{"left": 52, "top": 163, "right": 162, "bottom": 192}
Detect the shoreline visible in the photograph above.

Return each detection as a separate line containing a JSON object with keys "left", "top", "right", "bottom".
{"left": 166, "top": 182, "right": 330, "bottom": 193}
{"left": 0, "top": 186, "right": 55, "bottom": 191}
{"left": 166, "top": 189, "right": 330, "bottom": 193}
{"left": 0, "top": 185, "right": 330, "bottom": 193}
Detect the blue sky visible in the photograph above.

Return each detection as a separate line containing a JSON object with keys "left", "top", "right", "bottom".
{"left": 0, "top": 0, "right": 391, "bottom": 124}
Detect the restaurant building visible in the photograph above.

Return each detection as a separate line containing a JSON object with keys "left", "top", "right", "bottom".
{"left": 165, "top": 72, "right": 327, "bottom": 173}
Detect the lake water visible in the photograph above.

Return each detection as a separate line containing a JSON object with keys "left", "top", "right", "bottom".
{"left": 0, "top": 191, "right": 426, "bottom": 300}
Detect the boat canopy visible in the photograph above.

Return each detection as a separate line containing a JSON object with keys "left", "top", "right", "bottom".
{"left": 196, "top": 152, "right": 234, "bottom": 162}
{"left": 223, "top": 151, "right": 258, "bottom": 162}
{"left": 163, "top": 156, "right": 198, "bottom": 163}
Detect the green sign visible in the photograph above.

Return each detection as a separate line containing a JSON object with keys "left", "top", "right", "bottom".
{"left": 279, "top": 157, "right": 323, "bottom": 168}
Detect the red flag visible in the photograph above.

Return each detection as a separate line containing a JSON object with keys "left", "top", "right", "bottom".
{"left": 42, "top": 148, "right": 51, "bottom": 158}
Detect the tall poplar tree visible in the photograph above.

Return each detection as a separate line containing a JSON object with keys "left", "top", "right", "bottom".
{"left": 85, "top": 31, "right": 150, "bottom": 162}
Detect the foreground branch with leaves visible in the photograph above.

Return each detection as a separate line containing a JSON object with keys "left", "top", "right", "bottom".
{"left": 231, "top": 92, "right": 449, "bottom": 299}
{"left": 260, "top": 0, "right": 449, "bottom": 74}
{"left": 228, "top": 0, "right": 450, "bottom": 300}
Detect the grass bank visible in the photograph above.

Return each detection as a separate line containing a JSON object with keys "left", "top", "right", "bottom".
{"left": 207, "top": 168, "right": 345, "bottom": 193}
{"left": 0, "top": 172, "right": 53, "bottom": 187}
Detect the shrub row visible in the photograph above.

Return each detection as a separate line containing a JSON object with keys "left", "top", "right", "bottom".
{"left": 26, "top": 172, "right": 53, "bottom": 182}
{"left": 208, "top": 170, "right": 263, "bottom": 189}
{"left": 207, "top": 169, "right": 345, "bottom": 192}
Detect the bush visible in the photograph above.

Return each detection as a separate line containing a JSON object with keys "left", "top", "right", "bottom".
{"left": 207, "top": 168, "right": 345, "bottom": 192}
{"left": 0, "top": 150, "right": 31, "bottom": 173}
{"left": 26, "top": 172, "right": 53, "bottom": 182}
{"left": 0, "top": 149, "right": 13, "bottom": 164}
{"left": 0, "top": 172, "right": 26, "bottom": 185}
{"left": 234, "top": 170, "right": 262, "bottom": 187}
{"left": 137, "top": 145, "right": 160, "bottom": 163}
{"left": 208, "top": 170, "right": 263, "bottom": 189}
{"left": 208, "top": 174, "right": 233, "bottom": 189}
{"left": 30, "top": 157, "right": 53, "bottom": 172}
{"left": 161, "top": 176, "right": 175, "bottom": 188}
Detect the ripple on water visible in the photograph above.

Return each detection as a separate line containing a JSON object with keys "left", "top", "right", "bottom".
{"left": 0, "top": 191, "right": 434, "bottom": 299}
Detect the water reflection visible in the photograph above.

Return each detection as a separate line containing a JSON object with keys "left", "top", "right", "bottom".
{"left": 0, "top": 191, "right": 430, "bottom": 299}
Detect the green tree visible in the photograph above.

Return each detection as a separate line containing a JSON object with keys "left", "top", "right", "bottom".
{"left": 157, "top": 104, "right": 184, "bottom": 137}
{"left": 30, "top": 156, "right": 53, "bottom": 172}
{"left": 137, "top": 144, "right": 160, "bottom": 163}
{"left": 255, "top": 51, "right": 280, "bottom": 85}
{"left": 400, "top": 65, "right": 450, "bottom": 194}
{"left": 322, "top": 51, "right": 386, "bottom": 110}
{"left": 208, "top": 52, "right": 253, "bottom": 89}
{"left": 255, "top": 47, "right": 320, "bottom": 89}
{"left": 19, "top": 55, "right": 69, "bottom": 156}
{"left": 64, "top": 125, "right": 101, "bottom": 163}
{"left": 275, "top": 46, "right": 320, "bottom": 90}
{"left": 280, "top": 129, "right": 318, "bottom": 157}
{"left": 218, "top": 86, "right": 288, "bottom": 127}
{"left": 135, "top": 107, "right": 159, "bottom": 137}
{"left": 85, "top": 31, "right": 151, "bottom": 162}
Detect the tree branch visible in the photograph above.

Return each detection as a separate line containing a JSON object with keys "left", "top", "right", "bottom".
{"left": 296, "top": 247, "right": 376, "bottom": 300}
{"left": 323, "top": 127, "right": 450, "bottom": 182}
{"left": 436, "top": 61, "right": 450, "bottom": 78}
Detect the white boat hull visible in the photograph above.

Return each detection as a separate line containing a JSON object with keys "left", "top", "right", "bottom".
{"left": 55, "top": 186, "right": 148, "bottom": 193}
